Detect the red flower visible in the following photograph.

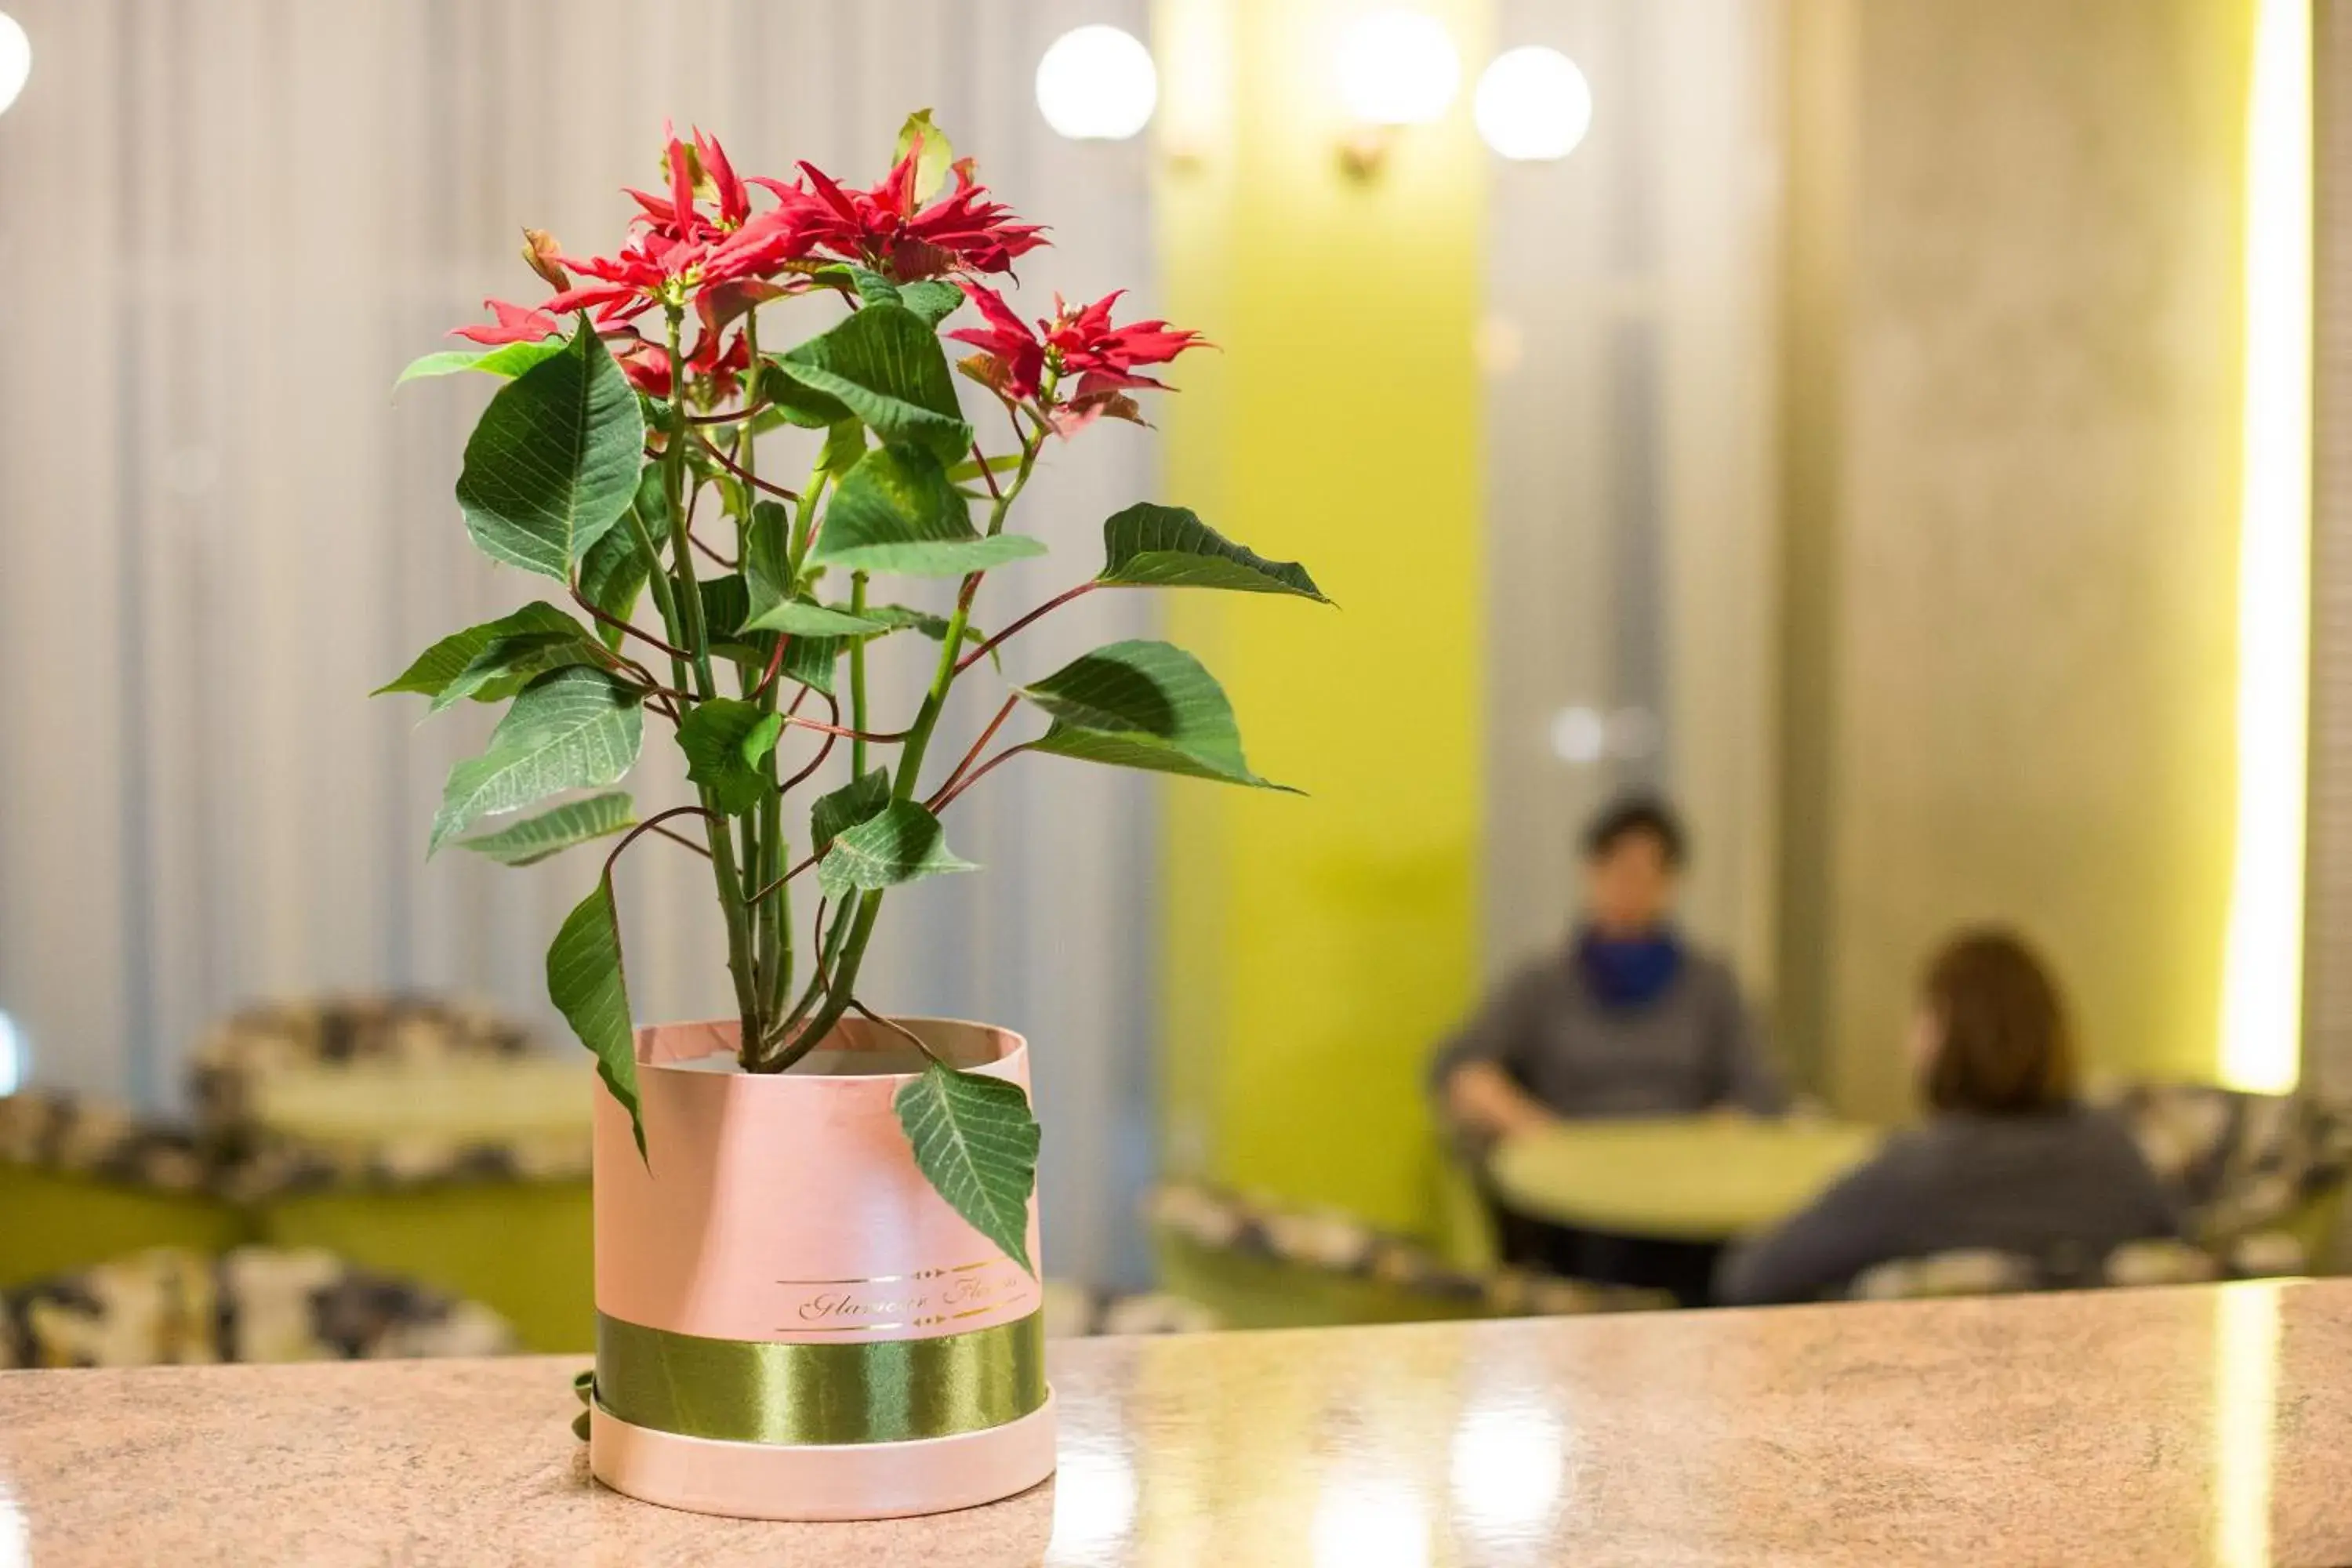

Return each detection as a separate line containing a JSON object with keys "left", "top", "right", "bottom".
{"left": 608, "top": 326, "right": 750, "bottom": 401}
{"left": 946, "top": 284, "right": 1049, "bottom": 401}
{"left": 453, "top": 299, "right": 562, "bottom": 346}
{"left": 757, "top": 136, "right": 1046, "bottom": 281}
{"left": 950, "top": 285, "right": 1207, "bottom": 434}
{"left": 623, "top": 125, "right": 750, "bottom": 244}
{"left": 539, "top": 229, "right": 705, "bottom": 328}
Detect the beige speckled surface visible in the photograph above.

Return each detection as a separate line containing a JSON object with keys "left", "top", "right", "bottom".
{"left": 3, "top": 1279, "right": 2348, "bottom": 1565}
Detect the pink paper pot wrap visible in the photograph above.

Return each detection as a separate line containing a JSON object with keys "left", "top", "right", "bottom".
{"left": 587, "top": 1016, "right": 1056, "bottom": 1521}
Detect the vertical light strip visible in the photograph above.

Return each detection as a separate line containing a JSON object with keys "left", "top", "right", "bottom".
{"left": 2220, "top": 0, "right": 2314, "bottom": 1094}
{"left": 2212, "top": 1283, "right": 2281, "bottom": 1566}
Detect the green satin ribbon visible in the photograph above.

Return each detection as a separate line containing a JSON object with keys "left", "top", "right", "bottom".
{"left": 594, "top": 1310, "right": 1047, "bottom": 1446}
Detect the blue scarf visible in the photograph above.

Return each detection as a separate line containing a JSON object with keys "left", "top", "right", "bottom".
{"left": 1576, "top": 927, "right": 1686, "bottom": 1009}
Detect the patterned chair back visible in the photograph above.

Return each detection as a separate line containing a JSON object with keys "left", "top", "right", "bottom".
{"left": 190, "top": 994, "right": 539, "bottom": 1138}
{"left": 2102, "top": 1082, "right": 2352, "bottom": 1254}
{"left": 0, "top": 1245, "right": 517, "bottom": 1368}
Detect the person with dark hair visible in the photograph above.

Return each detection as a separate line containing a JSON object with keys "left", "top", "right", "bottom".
{"left": 1715, "top": 928, "right": 2179, "bottom": 1305}
{"left": 1430, "top": 793, "right": 1784, "bottom": 1293}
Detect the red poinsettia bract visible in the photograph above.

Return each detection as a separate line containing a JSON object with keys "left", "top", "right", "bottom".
{"left": 952, "top": 285, "right": 1208, "bottom": 435}
{"left": 755, "top": 136, "right": 1046, "bottom": 282}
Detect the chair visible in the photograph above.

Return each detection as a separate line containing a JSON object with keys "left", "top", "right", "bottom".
{"left": 0, "top": 1091, "right": 249, "bottom": 1290}
{"left": 1850, "top": 1238, "right": 2237, "bottom": 1301}
{"left": 0, "top": 1245, "right": 517, "bottom": 1368}
{"left": 2103, "top": 1082, "right": 2352, "bottom": 1271}
{"left": 1147, "top": 1181, "right": 1670, "bottom": 1330}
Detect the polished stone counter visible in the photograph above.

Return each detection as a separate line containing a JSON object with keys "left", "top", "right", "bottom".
{"left": 2, "top": 1279, "right": 2345, "bottom": 1565}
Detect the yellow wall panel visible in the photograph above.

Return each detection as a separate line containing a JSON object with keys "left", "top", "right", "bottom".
{"left": 1154, "top": 0, "right": 1488, "bottom": 1233}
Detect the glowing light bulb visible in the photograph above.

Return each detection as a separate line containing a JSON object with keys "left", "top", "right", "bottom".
{"left": 0, "top": 1011, "right": 23, "bottom": 1097}
{"left": 1036, "top": 24, "right": 1158, "bottom": 141}
{"left": 0, "top": 14, "right": 28, "bottom": 118}
{"left": 1475, "top": 46, "right": 1592, "bottom": 162}
{"left": 1336, "top": 9, "right": 1460, "bottom": 127}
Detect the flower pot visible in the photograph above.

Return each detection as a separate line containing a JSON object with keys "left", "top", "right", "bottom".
{"left": 586, "top": 1016, "right": 1055, "bottom": 1521}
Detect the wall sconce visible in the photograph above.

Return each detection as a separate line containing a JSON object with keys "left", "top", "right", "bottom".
{"left": 1474, "top": 46, "right": 1592, "bottom": 162}
{"left": 1036, "top": 24, "right": 1159, "bottom": 142}
{"left": 1334, "top": 9, "right": 1461, "bottom": 180}
{"left": 0, "top": 13, "right": 31, "bottom": 118}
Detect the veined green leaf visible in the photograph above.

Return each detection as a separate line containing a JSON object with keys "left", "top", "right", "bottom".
{"left": 814, "top": 263, "right": 902, "bottom": 309}
{"left": 895, "top": 1061, "right": 1040, "bottom": 1275}
{"left": 816, "top": 800, "right": 976, "bottom": 898}
{"left": 782, "top": 635, "right": 844, "bottom": 695}
{"left": 1018, "top": 639, "right": 1292, "bottom": 791}
{"left": 548, "top": 879, "right": 641, "bottom": 1157}
{"left": 900, "top": 279, "right": 965, "bottom": 328}
{"left": 1097, "top": 504, "right": 1330, "bottom": 602}
{"left": 946, "top": 451, "right": 1022, "bottom": 484}
{"left": 820, "top": 419, "right": 868, "bottom": 476}
{"left": 811, "top": 444, "right": 1046, "bottom": 578}
{"left": 396, "top": 337, "right": 566, "bottom": 387}
{"left": 895, "top": 109, "right": 956, "bottom": 204}
{"left": 578, "top": 470, "right": 673, "bottom": 649}
{"left": 743, "top": 597, "right": 898, "bottom": 637}
{"left": 430, "top": 667, "right": 646, "bottom": 854}
{"left": 375, "top": 602, "right": 586, "bottom": 702}
{"left": 455, "top": 321, "right": 646, "bottom": 581}
{"left": 456, "top": 792, "right": 636, "bottom": 866}
{"left": 744, "top": 499, "right": 795, "bottom": 624}
{"left": 680, "top": 699, "right": 785, "bottom": 816}
{"left": 430, "top": 618, "right": 607, "bottom": 714}
{"left": 775, "top": 304, "right": 975, "bottom": 463}
{"left": 811, "top": 768, "right": 892, "bottom": 855}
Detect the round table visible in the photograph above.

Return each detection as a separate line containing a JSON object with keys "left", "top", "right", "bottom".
{"left": 1485, "top": 1116, "right": 1882, "bottom": 1243}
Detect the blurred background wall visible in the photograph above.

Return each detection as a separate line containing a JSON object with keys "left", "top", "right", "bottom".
{"left": 1778, "top": 0, "right": 2253, "bottom": 1119}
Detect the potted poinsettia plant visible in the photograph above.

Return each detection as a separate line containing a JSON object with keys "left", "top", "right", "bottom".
{"left": 382, "top": 114, "right": 1324, "bottom": 1522}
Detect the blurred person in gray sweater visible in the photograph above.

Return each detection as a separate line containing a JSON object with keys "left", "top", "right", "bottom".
{"left": 1716, "top": 927, "right": 2180, "bottom": 1305}
{"left": 1431, "top": 794, "right": 1784, "bottom": 1296}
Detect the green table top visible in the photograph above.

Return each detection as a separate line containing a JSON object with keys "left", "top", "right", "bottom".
{"left": 1486, "top": 1116, "right": 1882, "bottom": 1243}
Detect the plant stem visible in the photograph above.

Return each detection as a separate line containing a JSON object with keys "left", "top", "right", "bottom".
{"left": 956, "top": 581, "right": 1097, "bottom": 673}
{"left": 783, "top": 426, "right": 1047, "bottom": 1062}
{"left": 661, "top": 307, "right": 760, "bottom": 1052}
{"left": 849, "top": 572, "right": 870, "bottom": 778}
{"left": 742, "top": 309, "right": 794, "bottom": 1037}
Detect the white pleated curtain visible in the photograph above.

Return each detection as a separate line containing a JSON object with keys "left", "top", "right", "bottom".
{"left": 0, "top": 0, "right": 1159, "bottom": 1285}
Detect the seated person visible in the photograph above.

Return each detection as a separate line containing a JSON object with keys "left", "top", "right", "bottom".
{"left": 1432, "top": 794, "right": 1784, "bottom": 1142}
{"left": 1716, "top": 928, "right": 2180, "bottom": 1306}
{"left": 1431, "top": 794, "right": 1784, "bottom": 1297}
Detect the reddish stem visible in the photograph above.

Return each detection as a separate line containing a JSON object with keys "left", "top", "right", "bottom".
{"left": 934, "top": 695, "right": 1020, "bottom": 802}
{"left": 928, "top": 742, "right": 1035, "bottom": 815}
{"left": 699, "top": 435, "right": 800, "bottom": 503}
{"left": 970, "top": 439, "right": 1006, "bottom": 503}
{"left": 750, "top": 631, "right": 792, "bottom": 700}
{"left": 570, "top": 585, "right": 694, "bottom": 662}
{"left": 956, "top": 582, "right": 1098, "bottom": 673}
{"left": 787, "top": 714, "right": 911, "bottom": 744}
{"left": 601, "top": 804, "right": 718, "bottom": 884}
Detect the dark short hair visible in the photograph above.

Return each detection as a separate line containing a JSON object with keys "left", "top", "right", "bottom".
{"left": 1581, "top": 794, "right": 1686, "bottom": 867}
{"left": 1919, "top": 928, "right": 2078, "bottom": 1115}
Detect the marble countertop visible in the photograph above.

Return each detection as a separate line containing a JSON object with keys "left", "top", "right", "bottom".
{"left": 3, "top": 1279, "right": 2347, "bottom": 1566}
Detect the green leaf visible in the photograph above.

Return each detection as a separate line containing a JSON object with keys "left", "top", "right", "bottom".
{"left": 811, "top": 444, "right": 1047, "bottom": 578}
{"left": 900, "top": 279, "right": 965, "bottom": 327}
{"left": 396, "top": 338, "right": 566, "bottom": 387}
{"left": 946, "top": 451, "right": 1022, "bottom": 484}
{"left": 820, "top": 419, "right": 868, "bottom": 476}
{"left": 579, "top": 470, "right": 670, "bottom": 647}
{"left": 699, "top": 573, "right": 753, "bottom": 641}
{"left": 814, "top": 263, "right": 902, "bottom": 309}
{"left": 1018, "top": 639, "right": 1292, "bottom": 791}
{"left": 782, "top": 635, "right": 844, "bottom": 695}
{"left": 744, "top": 499, "right": 796, "bottom": 621}
{"left": 742, "top": 597, "right": 898, "bottom": 637}
{"left": 757, "top": 362, "right": 853, "bottom": 430}
{"left": 1097, "top": 504, "right": 1330, "bottom": 602}
{"left": 454, "top": 321, "right": 647, "bottom": 581}
{"left": 430, "top": 667, "right": 647, "bottom": 854}
{"left": 895, "top": 1062, "right": 1040, "bottom": 1276}
{"left": 455, "top": 792, "right": 636, "bottom": 866}
{"left": 548, "top": 879, "right": 642, "bottom": 1157}
{"left": 375, "top": 602, "right": 586, "bottom": 701}
{"left": 430, "top": 618, "right": 607, "bottom": 714}
{"left": 895, "top": 109, "right": 956, "bottom": 204}
{"left": 775, "top": 304, "right": 975, "bottom": 462}
{"left": 679, "top": 699, "right": 785, "bottom": 816}
{"left": 817, "top": 800, "right": 976, "bottom": 898}
{"left": 811, "top": 767, "right": 892, "bottom": 855}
